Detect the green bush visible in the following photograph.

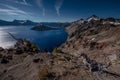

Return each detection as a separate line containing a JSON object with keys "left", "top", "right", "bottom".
{"left": 52, "top": 48, "right": 62, "bottom": 55}
{"left": 30, "top": 44, "right": 40, "bottom": 52}
{"left": 23, "top": 39, "right": 40, "bottom": 53}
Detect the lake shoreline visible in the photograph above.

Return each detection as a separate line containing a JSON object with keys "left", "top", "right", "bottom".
{"left": 0, "top": 25, "right": 68, "bottom": 52}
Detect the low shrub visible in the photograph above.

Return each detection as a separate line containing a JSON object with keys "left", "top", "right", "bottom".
{"left": 38, "top": 66, "right": 55, "bottom": 80}
{"left": 89, "top": 30, "right": 99, "bottom": 35}
{"left": 38, "top": 67, "right": 49, "bottom": 80}
{"left": 30, "top": 44, "right": 40, "bottom": 52}
{"left": 52, "top": 48, "right": 62, "bottom": 55}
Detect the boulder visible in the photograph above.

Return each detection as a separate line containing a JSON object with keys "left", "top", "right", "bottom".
{"left": 33, "top": 58, "right": 40, "bottom": 63}
{"left": 1, "top": 58, "right": 9, "bottom": 64}
{"left": 0, "top": 47, "right": 4, "bottom": 52}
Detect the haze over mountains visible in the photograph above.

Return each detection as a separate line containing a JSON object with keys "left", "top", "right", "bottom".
{"left": 0, "top": 19, "right": 38, "bottom": 26}
{"left": 0, "top": 19, "right": 70, "bottom": 27}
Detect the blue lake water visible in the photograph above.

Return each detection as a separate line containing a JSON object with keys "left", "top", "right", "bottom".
{"left": 0, "top": 25, "right": 68, "bottom": 52}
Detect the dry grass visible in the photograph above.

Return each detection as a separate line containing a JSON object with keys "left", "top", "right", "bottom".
{"left": 38, "top": 66, "right": 49, "bottom": 80}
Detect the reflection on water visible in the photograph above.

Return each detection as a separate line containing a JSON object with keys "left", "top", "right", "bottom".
{"left": 0, "top": 30, "right": 16, "bottom": 48}
{"left": 0, "top": 26, "right": 68, "bottom": 52}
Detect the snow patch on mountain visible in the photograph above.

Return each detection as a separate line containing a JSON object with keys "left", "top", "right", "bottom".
{"left": 87, "top": 15, "right": 100, "bottom": 22}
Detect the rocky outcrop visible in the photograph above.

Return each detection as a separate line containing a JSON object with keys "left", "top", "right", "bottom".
{"left": 0, "top": 47, "right": 4, "bottom": 52}
{"left": 14, "top": 39, "right": 40, "bottom": 53}
{"left": 58, "top": 16, "right": 120, "bottom": 80}
{"left": 0, "top": 39, "right": 39, "bottom": 65}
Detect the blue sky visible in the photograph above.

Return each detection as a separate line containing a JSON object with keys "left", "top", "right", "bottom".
{"left": 0, "top": 0, "right": 120, "bottom": 22}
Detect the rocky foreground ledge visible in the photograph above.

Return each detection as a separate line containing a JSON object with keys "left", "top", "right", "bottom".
{"left": 0, "top": 39, "right": 120, "bottom": 80}
{"left": 0, "top": 39, "right": 86, "bottom": 80}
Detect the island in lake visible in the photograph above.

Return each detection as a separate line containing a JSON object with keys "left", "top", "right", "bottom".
{"left": 31, "top": 24, "right": 59, "bottom": 31}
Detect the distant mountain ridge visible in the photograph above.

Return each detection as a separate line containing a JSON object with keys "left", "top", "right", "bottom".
{"left": 65, "top": 15, "right": 120, "bottom": 39}
{"left": 0, "top": 19, "right": 38, "bottom": 26}
{"left": 0, "top": 19, "right": 70, "bottom": 27}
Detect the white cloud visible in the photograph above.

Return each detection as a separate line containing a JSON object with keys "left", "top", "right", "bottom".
{"left": 36, "top": 0, "right": 43, "bottom": 8}
{"left": 0, "top": 8, "right": 18, "bottom": 15}
{"left": 23, "top": 0, "right": 27, "bottom": 5}
{"left": 55, "top": 0, "right": 64, "bottom": 16}
{"left": 42, "top": 8, "right": 45, "bottom": 16}
{"left": 36, "top": 0, "right": 45, "bottom": 16}
{"left": 0, "top": 4, "right": 29, "bottom": 16}
{"left": 6, "top": 0, "right": 31, "bottom": 6}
